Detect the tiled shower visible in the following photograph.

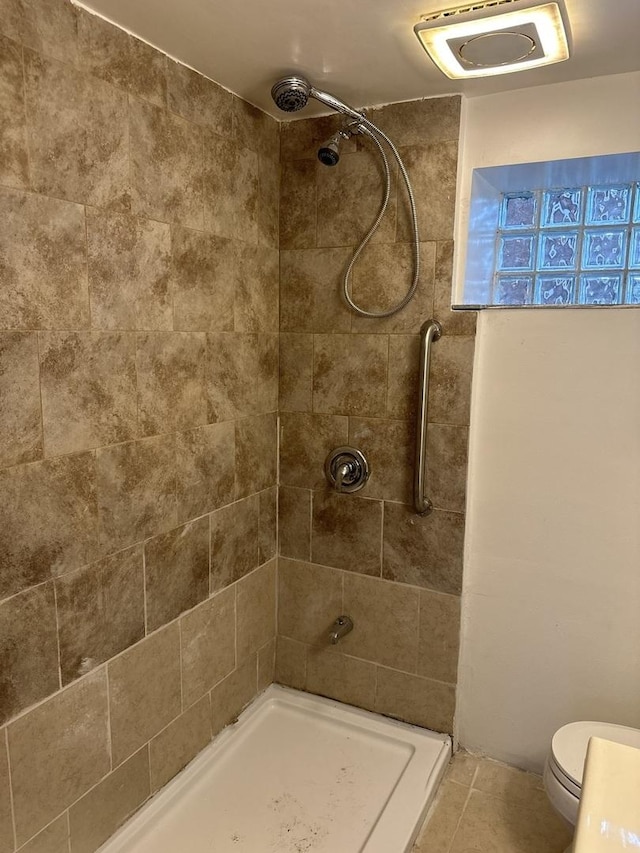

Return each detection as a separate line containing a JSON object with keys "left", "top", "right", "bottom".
{"left": 0, "top": 1, "right": 474, "bottom": 850}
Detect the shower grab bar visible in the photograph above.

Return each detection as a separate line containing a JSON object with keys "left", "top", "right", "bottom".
{"left": 414, "top": 319, "right": 442, "bottom": 516}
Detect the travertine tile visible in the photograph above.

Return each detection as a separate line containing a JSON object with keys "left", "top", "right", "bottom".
{"left": 210, "top": 495, "right": 259, "bottom": 591}
{"left": 96, "top": 435, "right": 177, "bottom": 553}
{"left": 87, "top": 210, "right": 172, "bottom": 331}
{"left": 0, "top": 734, "right": 12, "bottom": 853}
{"left": 473, "top": 759, "right": 547, "bottom": 808}
{"left": 279, "top": 412, "right": 348, "bottom": 490}
{"left": 280, "top": 160, "right": 316, "bottom": 250}
{"left": 341, "top": 573, "right": 419, "bottom": 672}
{"left": 40, "top": 331, "right": 137, "bottom": 456}
{"left": 0, "top": 583, "right": 58, "bottom": 724}
{"left": 206, "top": 333, "right": 276, "bottom": 422}
{"left": 0, "top": 452, "right": 99, "bottom": 600}
{"left": 0, "top": 34, "right": 28, "bottom": 189}
{"left": 306, "top": 647, "right": 376, "bottom": 712}
{"left": 25, "top": 51, "right": 129, "bottom": 210}
{"left": 397, "top": 142, "right": 458, "bottom": 243}
{"left": 278, "top": 558, "right": 342, "bottom": 645}
{"left": 255, "top": 335, "right": 279, "bottom": 414}
{"left": 180, "top": 586, "right": 235, "bottom": 708}
{"left": 175, "top": 422, "right": 235, "bottom": 523}
{"left": 316, "top": 149, "right": 397, "bottom": 247}
{"left": 368, "top": 97, "right": 461, "bottom": 147}
{"left": 313, "top": 334, "right": 388, "bottom": 417}
{"left": 259, "top": 486, "right": 277, "bottom": 565}
{"left": 136, "top": 331, "right": 207, "bottom": 436}
{"left": 280, "top": 114, "right": 356, "bottom": 162}
{"left": 210, "top": 655, "right": 257, "bottom": 737}
{"left": 144, "top": 517, "right": 209, "bottom": 632}
{"left": 8, "top": 670, "right": 109, "bottom": 845}
{"left": 418, "top": 589, "right": 460, "bottom": 684}
{"left": 274, "top": 636, "right": 307, "bottom": 691}
{"left": 149, "top": 695, "right": 211, "bottom": 792}
{"left": 434, "top": 241, "right": 477, "bottom": 336}
{"left": 278, "top": 486, "right": 311, "bottom": 561}
{"left": 280, "top": 248, "right": 352, "bottom": 333}
{"left": 383, "top": 503, "right": 464, "bottom": 594}
{"left": 233, "top": 96, "right": 279, "bottom": 160}
{"left": 0, "top": 0, "right": 78, "bottom": 65}
{"left": 349, "top": 417, "right": 413, "bottom": 503}
{"left": 413, "top": 779, "right": 467, "bottom": 853}
{"left": 447, "top": 750, "right": 479, "bottom": 787}
{"left": 128, "top": 38, "right": 166, "bottom": 108}
{"left": 203, "top": 132, "right": 259, "bottom": 243}
{"left": 387, "top": 334, "right": 420, "bottom": 420}
{"left": 279, "top": 333, "right": 313, "bottom": 412}
{"left": 234, "top": 413, "right": 277, "bottom": 498}
{"left": 69, "top": 747, "right": 150, "bottom": 853}
{"left": 237, "top": 561, "right": 276, "bottom": 660}
{"left": 257, "top": 638, "right": 276, "bottom": 691}
{"left": 108, "top": 622, "right": 181, "bottom": 767}
{"left": 56, "top": 546, "right": 145, "bottom": 686}
{"left": 19, "top": 814, "right": 69, "bottom": 853}
{"left": 426, "top": 424, "right": 469, "bottom": 513}
{"left": 375, "top": 666, "right": 455, "bottom": 732}
{"left": 172, "top": 226, "right": 236, "bottom": 332}
{"left": 76, "top": 8, "right": 131, "bottom": 90}
{"left": 257, "top": 151, "right": 280, "bottom": 250}
{"left": 130, "top": 97, "right": 203, "bottom": 228}
{"left": 167, "top": 60, "right": 234, "bottom": 137}
{"left": 428, "top": 336, "right": 475, "bottom": 426}
{"left": 235, "top": 245, "right": 279, "bottom": 333}
{"left": 448, "top": 789, "right": 572, "bottom": 853}
{"left": 0, "top": 332, "right": 42, "bottom": 467}
{"left": 0, "top": 187, "right": 89, "bottom": 329}
{"left": 312, "top": 491, "right": 382, "bottom": 576}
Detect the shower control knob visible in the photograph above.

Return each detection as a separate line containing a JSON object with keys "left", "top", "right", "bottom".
{"left": 325, "top": 447, "right": 370, "bottom": 493}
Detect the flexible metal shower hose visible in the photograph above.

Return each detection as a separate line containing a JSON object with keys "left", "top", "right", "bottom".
{"left": 342, "top": 119, "right": 421, "bottom": 318}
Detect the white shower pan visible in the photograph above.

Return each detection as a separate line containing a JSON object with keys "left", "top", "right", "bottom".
{"left": 100, "top": 685, "right": 452, "bottom": 853}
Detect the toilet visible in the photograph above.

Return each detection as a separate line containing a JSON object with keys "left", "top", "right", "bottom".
{"left": 544, "top": 721, "right": 640, "bottom": 831}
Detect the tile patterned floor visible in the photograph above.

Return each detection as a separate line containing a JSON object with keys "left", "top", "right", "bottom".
{"left": 413, "top": 751, "right": 573, "bottom": 853}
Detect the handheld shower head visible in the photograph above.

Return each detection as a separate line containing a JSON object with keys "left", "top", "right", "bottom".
{"left": 270, "top": 76, "right": 311, "bottom": 112}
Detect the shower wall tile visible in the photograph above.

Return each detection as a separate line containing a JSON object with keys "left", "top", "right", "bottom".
{"left": 0, "top": 34, "right": 28, "bottom": 190}
{"left": 275, "top": 636, "right": 307, "bottom": 690}
{"left": 210, "top": 495, "right": 259, "bottom": 590}
{"left": 136, "top": 331, "right": 207, "bottom": 436}
{"left": 280, "top": 247, "right": 352, "bottom": 332}
{"left": 278, "top": 486, "right": 311, "bottom": 561}
{"left": 434, "top": 241, "right": 477, "bottom": 336}
{"left": 0, "top": 583, "right": 59, "bottom": 724}
{"left": 383, "top": 503, "right": 464, "bottom": 595}
{"left": 108, "top": 622, "right": 181, "bottom": 767}
{"left": 0, "top": 452, "right": 99, "bottom": 600}
{"left": 418, "top": 589, "right": 461, "bottom": 684}
{"left": 149, "top": 695, "right": 211, "bottom": 792}
{"left": 426, "top": 423, "right": 469, "bottom": 513}
{"left": 257, "top": 639, "right": 276, "bottom": 691}
{"left": 279, "top": 160, "right": 317, "bottom": 249}
{"left": 180, "top": 586, "right": 235, "bottom": 708}
{"left": 56, "top": 546, "right": 145, "bottom": 685}
{"left": 258, "top": 486, "right": 277, "bottom": 565}
{"left": 235, "top": 246, "right": 279, "bottom": 333}
{"left": 236, "top": 561, "right": 277, "bottom": 660}
{"left": 0, "top": 736, "right": 12, "bottom": 853}
{"left": 8, "top": 669, "right": 109, "bottom": 845}
{"left": 396, "top": 141, "right": 458, "bottom": 243}
{"left": 130, "top": 97, "right": 204, "bottom": 228}
{"left": 144, "top": 517, "right": 210, "bottom": 632}
{"left": 17, "top": 814, "right": 69, "bottom": 853}
{"left": 87, "top": 210, "right": 173, "bottom": 331}
{"left": 234, "top": 412, "right": 277, "bottom": 498}
{"left": 175, "top": 422, "right": 236, "bottom": 523}
{"left": 375, "top": 666, "right": 456, "bottom": 732}
{"left": 280, "top": 113, "right": 357, "bottom": 162}
{"left": 128, "top": 38, "right": 167, "bottom": 108}
{"left": 313, "top": 333, "right": 388, "bottom": 417}
{"left": 76, "top": 8, "right": 132, "bottom": 91}
{"left": 171, "top": 226, "right": 236, "bottom": 332}
{"left": 306, "top": 647, "right": 376, "bottom": 712}
{"left": 68, "top": 746, "right": 150, "bottom": 853}
{"left": 96, "top": 435, "right": 177, "bottom": 553}
{"left": 348, "top": 417, "right": 413, "bottom": 504}
{"left": 279, "top": 334, "right": 313, "bottom": 412}
{"left": 278, "top": 558, "right": 343, "bottom": 646}
{"left": 233, "top": 96, "right": 279, "bottom": 160}
{"left": 0, "top": 187, "right": 89, "bottom": 329}
{"left": 368, "top": 96, "right": 461, "bottom": 147}
{"left": 25, "top": 51, "right": 129, "bottom": 210}
{"left": 203, "top": 131, "right": 259, "bottom": 243}
{"left": 0, "top": 0, "right": 78, "bottom": 66}
{"left": 279, "top": 412, "right": 349, "bottom": 490}
{"left": 40, "top": 331, "right": 138, "bottom": 456}
{"left": 0, "top": 332, "right": 42, "bottom": 468}
{"left": 167, "top": 60, "right": 234, "bottom": 137}
{"left": 311, "top": 491, "right": 382, "bottom": 576}
{"left": 210, "top": 654, "right": 257, "bottom": 738}
{"left": 257, "top": 152, "right": 280, "bottom": 249}
{"left": 428, "top": 335, "right": 475, "bottom": 426}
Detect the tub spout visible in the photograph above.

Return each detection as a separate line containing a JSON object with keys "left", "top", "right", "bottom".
{"left": 329, "top": 615, "right": 353, "bottom": 645}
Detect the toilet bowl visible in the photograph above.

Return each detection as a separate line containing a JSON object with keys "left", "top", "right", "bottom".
{"left": 544, "top": 721, "right": 640, "bottom": 827}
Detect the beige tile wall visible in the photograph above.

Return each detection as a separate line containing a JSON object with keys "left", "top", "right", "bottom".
{"left": 0, "top": 1, "right": 278, "bottom": 850}
{"left": 276, "top": 99, "right": 477, "bottom": 731}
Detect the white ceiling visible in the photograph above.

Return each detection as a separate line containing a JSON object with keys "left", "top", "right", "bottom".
{"left": 74, "top": 0, "right": 640, "bottom": 118}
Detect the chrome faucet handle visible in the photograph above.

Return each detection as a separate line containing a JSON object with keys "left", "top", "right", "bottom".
{"left": 325, "top": 447, "right": 369, "bottom": 493}
{"left": 329, "top": 615, "right": 354, "bottom": 645}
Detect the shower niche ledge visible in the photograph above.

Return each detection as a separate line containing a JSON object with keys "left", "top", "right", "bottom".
{"left": 98, "top": 685, "right": 452, "bottom": 853}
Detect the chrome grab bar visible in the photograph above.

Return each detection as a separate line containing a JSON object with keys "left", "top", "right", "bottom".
{"left": 414, "top": 319, "right": 442, "bottom": 516}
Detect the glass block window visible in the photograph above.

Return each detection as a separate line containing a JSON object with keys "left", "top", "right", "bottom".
{"left": 492, "top": 181, "right": 640, "bottom": 306}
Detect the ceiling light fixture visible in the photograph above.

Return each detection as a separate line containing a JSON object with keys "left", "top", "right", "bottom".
{"left": 414, "top": 0, "right": 571, "bottom": 79}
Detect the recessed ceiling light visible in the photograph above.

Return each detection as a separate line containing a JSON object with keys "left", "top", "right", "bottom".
{"left": 414, "top": 0, "right": 571, "bottom": 79}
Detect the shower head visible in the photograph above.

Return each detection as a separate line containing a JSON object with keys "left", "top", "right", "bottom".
{"left": 271, "top": 75, "right": 364, "bottom": 122}
{"left": 318, "top": 132, "right": 342, "bottom": 167}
